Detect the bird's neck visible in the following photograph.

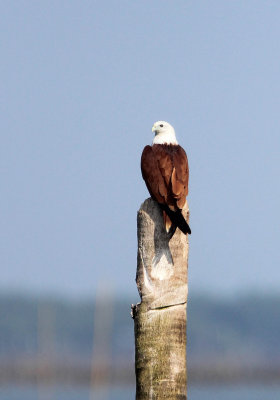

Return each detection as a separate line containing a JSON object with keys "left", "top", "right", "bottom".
{"left": 152, "top": 131, "right": 178, "bottom": 145}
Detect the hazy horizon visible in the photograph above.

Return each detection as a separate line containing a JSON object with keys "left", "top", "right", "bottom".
{"left": 1, "top": 1, "right": 280, "bottom": 297}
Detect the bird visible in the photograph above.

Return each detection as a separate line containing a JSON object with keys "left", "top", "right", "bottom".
{"left": 141, "top": 121, "right": 191, "bottom": 238}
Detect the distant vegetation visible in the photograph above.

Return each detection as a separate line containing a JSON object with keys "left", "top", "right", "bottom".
{"left": 188, "top": 293, "right": 280, "bottom": 365}
{"left": 0, "top": 292, "right": 279, "bottom": 383}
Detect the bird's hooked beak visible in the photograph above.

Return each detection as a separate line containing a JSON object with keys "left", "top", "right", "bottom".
{"left": 152, "top": 124, "right": 157, "bottom": 133}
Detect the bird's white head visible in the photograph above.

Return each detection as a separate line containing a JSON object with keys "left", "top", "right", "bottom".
{"left": 152, "top": 121, "right": 178, "bottom": 145}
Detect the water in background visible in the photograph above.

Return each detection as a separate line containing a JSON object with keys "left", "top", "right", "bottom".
{"left": 2, "top": 293, "right": 280, "bottom": 399}
{"left": 1, "top": 384, "right": 280, "bottom": 400}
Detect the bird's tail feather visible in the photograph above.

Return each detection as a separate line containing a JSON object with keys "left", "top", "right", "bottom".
{"left": 163, "top": 211, "right": 172, "bottom": 233}
{"left": 161, "top": 205, "right": 191, "bottom": 235}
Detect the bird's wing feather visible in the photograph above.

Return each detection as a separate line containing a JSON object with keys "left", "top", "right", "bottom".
{"left": 141, "top": 144, "right": 189, "bottom": 210}
{"left": 141, "top": 145, "right": 167, "bottom": 204}
{"left": 171, "top": 145, "right": 189, "bottom": 208}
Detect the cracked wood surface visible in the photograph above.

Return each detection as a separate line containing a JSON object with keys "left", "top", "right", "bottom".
{"left": 133, "top": 198, "right": 189, "bottom": 400}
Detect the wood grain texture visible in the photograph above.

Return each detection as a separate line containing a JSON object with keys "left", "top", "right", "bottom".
{"left": 133, "top": 197, "right": 190, "bottom": 400}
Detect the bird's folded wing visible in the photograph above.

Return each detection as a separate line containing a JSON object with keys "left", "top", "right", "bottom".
{"left": 141, "top": 145, "right": 167, "bottom": 204}
{"left": 141, "top": 144, "right": 189, "bottom": 210}
{"left": 171, "top": 146, "right": 189, "bottom": 208}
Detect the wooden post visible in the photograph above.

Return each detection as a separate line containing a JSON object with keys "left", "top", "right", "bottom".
{"left": 132, "top": 198, "right": 190, "bottom": 400}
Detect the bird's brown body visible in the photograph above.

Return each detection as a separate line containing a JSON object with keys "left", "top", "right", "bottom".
{"left": 141, "top": 143, "right": 190, "bottom": 234}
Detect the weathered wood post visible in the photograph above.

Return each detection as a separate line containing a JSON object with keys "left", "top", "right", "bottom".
{"left": 132, "top": 197, "right": 190, "bottom": 400}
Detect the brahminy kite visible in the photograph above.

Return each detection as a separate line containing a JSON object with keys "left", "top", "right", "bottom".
{"left": 141, "top": 121, "right": 191, "bottom": 238}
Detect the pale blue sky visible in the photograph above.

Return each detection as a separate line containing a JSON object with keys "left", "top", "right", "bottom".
{"left": 1, "top": 1, "right": 280, "bottom": 298}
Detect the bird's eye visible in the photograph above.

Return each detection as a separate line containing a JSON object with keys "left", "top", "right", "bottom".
{"left": 160, "top": 124, "right": 163, "bottom": 127}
